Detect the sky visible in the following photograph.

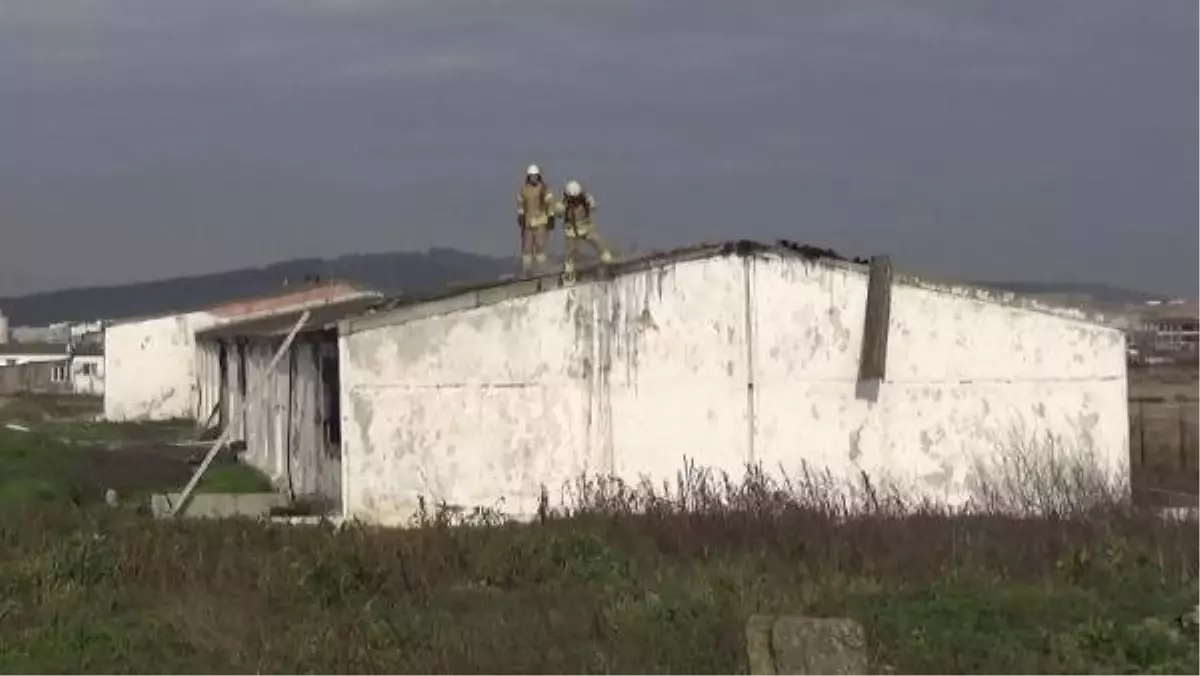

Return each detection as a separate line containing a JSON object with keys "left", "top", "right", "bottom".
{"left": 0, "top": 0, "right": 1195, "bottom": 297}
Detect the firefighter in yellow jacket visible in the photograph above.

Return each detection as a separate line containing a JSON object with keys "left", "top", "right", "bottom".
{"left": 556, "top": 179, "right": 613, "bottom": 277}
{"left": 516, "top": 164, "right": 556, "bottom": 275}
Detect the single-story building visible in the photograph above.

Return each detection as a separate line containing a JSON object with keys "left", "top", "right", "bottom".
{"left": 192, "top": 296, "right": 381, "bottom": 511}
{"left": 0, "top": 358, "right": 72, "bottom": 396}
{"left": 330, "top": 240, "right": 1129, "bottom": 526}
{"left": 0, "top": 340, "right": 105, "bottom": 396}
{"left": 103, "top": 280, "right": 382, "bottom": 422}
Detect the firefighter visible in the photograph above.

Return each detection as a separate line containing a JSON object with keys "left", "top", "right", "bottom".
{"left": 516, "top": 164, "right": 556, "bottom": 275}
{"left": 556, "top": 179, "right": 613, "bottom": 277}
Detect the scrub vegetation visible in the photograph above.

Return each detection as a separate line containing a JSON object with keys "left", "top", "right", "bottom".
{"left": 1, "top": 411, "right": 1197, "bottom": 674}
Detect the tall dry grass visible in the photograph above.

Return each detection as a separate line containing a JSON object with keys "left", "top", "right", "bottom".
{"left": 0, "top": 430, "right": 1195, "bottom": 673}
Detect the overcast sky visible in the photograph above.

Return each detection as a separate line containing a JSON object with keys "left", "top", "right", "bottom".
{"left": 0, "top": 0, "right": 1195, "bottom": 296}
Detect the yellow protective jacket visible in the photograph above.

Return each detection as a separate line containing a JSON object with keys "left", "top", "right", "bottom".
{"left": 517, "top": 183, "right": 555, "bottom": 228}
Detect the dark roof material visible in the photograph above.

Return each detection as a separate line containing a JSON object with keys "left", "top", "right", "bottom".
{"left": 195, "top": 296, "right": 383, "bottom": 339}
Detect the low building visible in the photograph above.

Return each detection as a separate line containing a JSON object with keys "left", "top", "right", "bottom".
{"left": 0, "top": 341, "right": 104, "bottom": 396}
{"left": 70, "top": 341, "right": 105, "bottom": 396}
{"left": 331, "top": 241, "right": 1130, "bottom": 526}
{"left": 103, "top": 280, "right": 382, "bottom": 422}
{"left": 1140, "top": 300, "right": 1199, "bottom": 356}
{"left": 0, "top": 359, "right": 73, "bottom": 396}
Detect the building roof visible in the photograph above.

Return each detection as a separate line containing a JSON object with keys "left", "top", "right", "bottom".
{"left": 194, "top": 296, "right": 383, "bottom": 339}
{"left": 0, "top": 341, "right": 73, "bottom": 356}
{"left": 106, "top": 278, "right": 381, "bottom": 327}
{"left": 206, "top": 279, "right": 379, "bottom": 319}
{"left": 339, "top": 238, "right": 1120, "bottom": 337}
{"left": 0, "top": 340, "right": 103, "bottom": 357}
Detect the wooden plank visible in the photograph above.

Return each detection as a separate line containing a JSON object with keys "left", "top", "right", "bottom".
{"left": 857, "top": 255, "right": 893, "bottom": 384}
{"left": 1180, "top": 405, "right": 1200, "bottom": 473}
{"left": 1123, "top": 398, "right": 1142, "bottom": 468}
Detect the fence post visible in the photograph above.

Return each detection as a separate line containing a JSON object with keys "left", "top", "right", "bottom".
{"left": 1179, "top": 403, "right": 1187, "bottom": 472}
{"left": 1138, "top": 400, "right": 1146, "bottom": 468}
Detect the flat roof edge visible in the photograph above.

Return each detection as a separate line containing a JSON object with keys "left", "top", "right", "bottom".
{"left": 892, "top": 271, "right": 1124, "bottom": 332}
{"left": 339, "top": 240, "right": 1123, "bottom": 336}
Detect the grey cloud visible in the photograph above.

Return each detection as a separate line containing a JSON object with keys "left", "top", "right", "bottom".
{"left": 0, "top": 0, "right": 1194, "bottom": 296}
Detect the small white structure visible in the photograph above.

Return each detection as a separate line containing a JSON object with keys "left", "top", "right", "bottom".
{"left": 104, "top": 311, "right": 218, "bottom": 421}
{"left": 335, "top": 241, "right": 1129, "bottom": 526}
{"left": 69, "top": 343, "right": 105, "bottom": 396}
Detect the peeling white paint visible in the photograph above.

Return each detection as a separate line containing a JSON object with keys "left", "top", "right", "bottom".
{"left": 103, "top": 312, "right": 217, "bottom": 421}
{"left": 339, "top": 252, "right": 1129, "bottom": 526}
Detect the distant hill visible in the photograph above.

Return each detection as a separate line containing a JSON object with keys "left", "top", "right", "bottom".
{"left": 0, "top": 248, "right": 515, "bottom": 325}
{"left": 970, "top": 281, "right": 1165, "bottom": 305}
{"left": 0, "top": 248, "right": 1166, "bottom": 327}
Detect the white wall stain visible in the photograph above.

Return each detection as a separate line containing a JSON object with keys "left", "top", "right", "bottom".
{"left": 339, "top": 252, "right": 1128, "bottom": 526}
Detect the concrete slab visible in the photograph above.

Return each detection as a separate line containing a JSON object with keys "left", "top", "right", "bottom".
{"left": 150, "top": 491, "right": 287, "bottom": 519}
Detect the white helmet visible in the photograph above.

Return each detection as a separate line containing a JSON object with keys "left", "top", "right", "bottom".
{"left": 565, "top": 180, "right": 582, "bottom": 197}
{"left": 526, "top": 164, "right": 541, "bottom": 176}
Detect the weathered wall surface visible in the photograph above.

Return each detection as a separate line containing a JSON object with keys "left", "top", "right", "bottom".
{"left": 340, "top": 253, "right": 1128, "bottom": 526}
{"left": 104, "top": 312, "right": 216, "bottom": 421}
{"left": 750, "top": 255, "right": 1128, "bottom": 500}
{"left": 340, "top": 257, "right": 751, "bottom": 525}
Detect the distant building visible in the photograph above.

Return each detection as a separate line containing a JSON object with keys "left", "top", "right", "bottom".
{"left": 1123, "top": 301, "right": 1200, "bottom": 365}
{"left": 0, "top": 340, "right": 104, "bottom": 396}
{"left": 8, "top": 320, "right": 104, "bottom": 345}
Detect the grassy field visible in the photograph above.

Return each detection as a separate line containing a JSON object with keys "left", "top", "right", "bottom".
{"left": 1, "top": 393, "right": 1197, "bottom": 673}
{"left": 0, "top": 396, "right": 271, "bottom": 507}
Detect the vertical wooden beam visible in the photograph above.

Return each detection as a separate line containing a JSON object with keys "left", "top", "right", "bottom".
{"left": 857, "top": 256, "right": 893, "bottom": 396}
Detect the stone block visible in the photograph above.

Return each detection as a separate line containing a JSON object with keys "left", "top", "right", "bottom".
{"left": 746, "top": 613, "right": 868, "bottom": 675}
{"left": 150, "top": 492, "right": 287, "bottom": 519}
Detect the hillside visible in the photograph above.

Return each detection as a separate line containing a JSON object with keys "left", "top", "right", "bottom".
{"left": 0, "top": 248, "right": 514, "bottom": 325}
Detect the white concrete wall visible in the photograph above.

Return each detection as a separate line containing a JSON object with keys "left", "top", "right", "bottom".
{"left": 70, "top": 354, "right": 105, "bottom": 396}
{"left": 749, "top": 256, "right": 1128, "bottom": 500}
{"left": 104, "top": 312, "right": 217, "bottom": 421}
{"left": 339, "top": 253, "right": 1128, "bottom": 526}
